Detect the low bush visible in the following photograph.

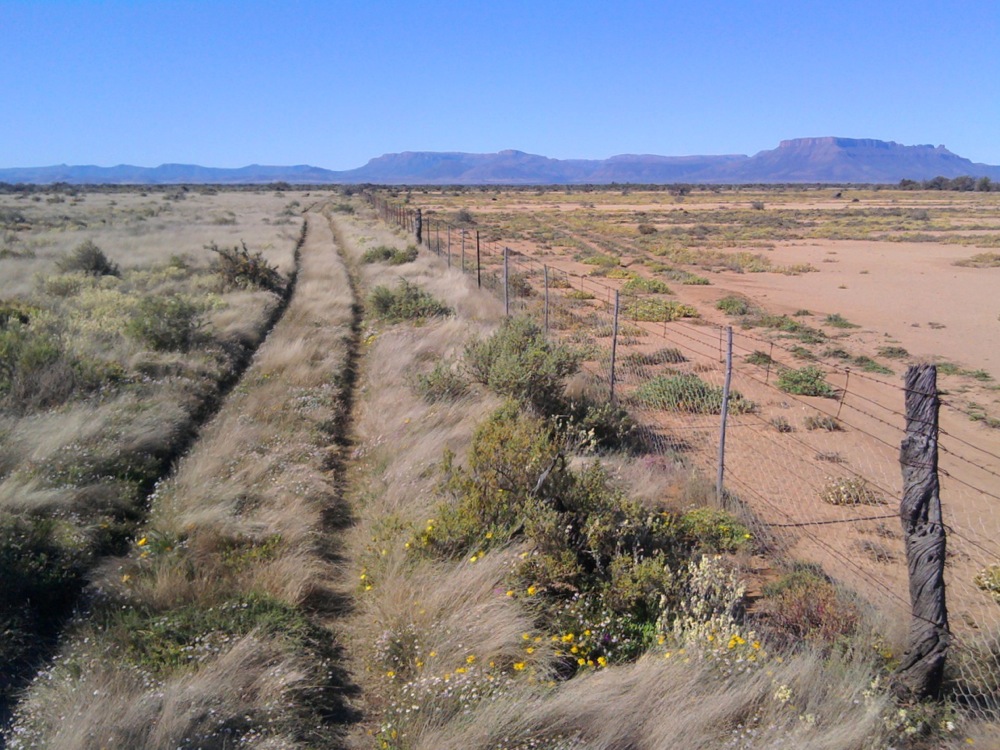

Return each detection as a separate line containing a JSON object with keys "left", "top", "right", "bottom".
{"left": 464, "top": 316, "right": 580, "bottom": 414}
{"left": 368, "top": 279, "right": 451, "bottom": 323}
{"left": 622, "top": 347, "right": 686, "bottom": 367}
{"left": 745, "top": 350, "right": 774, "bottom": 367}
{"left": 0, "top": 321, "right": 85, "bottom": 412}
{"left": 56, "top": 240, "right": 120, "bottom": 278}
{"left": 820, "top": 476, "right": 885, "bottom": 506}
{"left": 207, "top": 240, "right": 283, "bottom": 293}
{"left": 679, "top": 507, "right": 751, "bottom": 553}
{"left": 776, "top": 366, "right": 836, "bottom": 397}
{"left": 625, "top": 298, "right": 698, "bottom": 323}
{"left": 632, "top": 373, "right": 755, "bottom": 414}
{"left": 125, "top": 295, "right": 203, "bottom": 351}
{"left": 622, "top": 277, "right": 672, "bottom": 295}
{"left": 716, "top": 295, "right": 754, "bottom": 316}
{"left": 804, "top": 414, "right": 842, "bottom": 431}
{"left": 974, "top": 564, "right": 1000, "bottom": 603}
{"left": 754, "top": 564, "right": 861, "bottom": 648}
{"left": 412, "top": 360, "right": 469, "bottom": 403}
{"left": 361, "top": 244, "right": 418, "bottom": 265}
{"left": 824, "top": 313, "right": 859, "bottom": 329}
{"left": 877, "top": 345, "right": 909, "bottom": 359}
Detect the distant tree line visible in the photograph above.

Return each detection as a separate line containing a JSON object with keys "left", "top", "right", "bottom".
{"left": 898, "top": 176, "right": 996, "bottom": 192}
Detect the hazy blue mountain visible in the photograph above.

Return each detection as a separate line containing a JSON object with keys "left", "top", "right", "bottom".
{"left": 3, "top": 139, "right": 998, "bottom": 185}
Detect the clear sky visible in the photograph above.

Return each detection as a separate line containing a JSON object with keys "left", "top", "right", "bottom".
{"left": 3, "top": 0, "right": 998, "bottom": 169}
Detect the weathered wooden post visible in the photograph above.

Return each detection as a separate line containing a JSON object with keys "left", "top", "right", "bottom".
{"left": 543, "top": 265, "right": 550, "bottom": 333}
{"left": 476, "top": 231, "right": 481, "bottom": 289}
{"left": 609, "top": 291, "right": 620, "bottom": 402}
{"left": 503, "top": 247, "right": 510, "bottom": 316}
{"left": 894, "top": 364, "right": 949, "bottom": 700}
{"left": 415, "top": 209, "right": 422, "bottom": 245}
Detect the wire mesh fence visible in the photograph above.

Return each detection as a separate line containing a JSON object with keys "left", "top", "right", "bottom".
{"left": 366, "top": 194, "right": 1000, "bottom": 718}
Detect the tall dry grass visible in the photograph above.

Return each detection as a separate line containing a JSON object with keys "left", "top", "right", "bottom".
{"left": 5, "top": 202, "right": 358, "bottom": 748}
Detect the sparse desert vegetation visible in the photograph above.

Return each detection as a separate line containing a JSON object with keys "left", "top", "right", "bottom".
{"left": 2, "top": 186, "right": 999, "bottom": 749}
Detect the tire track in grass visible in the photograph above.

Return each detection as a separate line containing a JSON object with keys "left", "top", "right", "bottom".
{"left": 3, "top": 207, "right": 366, "bottom": 748}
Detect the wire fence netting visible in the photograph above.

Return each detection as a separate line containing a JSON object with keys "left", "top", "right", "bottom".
{"left": 368, "top": 195, "right": 1000, "bottom": 718}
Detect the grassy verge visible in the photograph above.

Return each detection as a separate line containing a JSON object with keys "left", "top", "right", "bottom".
{"left": 4, "top": 203, "right": 357, "bottom": 747}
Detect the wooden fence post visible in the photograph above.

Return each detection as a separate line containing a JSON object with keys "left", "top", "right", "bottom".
{"left": 609, "top": 291, "right": 620, "bottom": 402}
{"left": 476, "top": 231, "right": 481, "bottom": 289}
{"left": 716, "top": 327, "right": 733, "bottom": 505}
{"left": 894, "top": 364, "right": 949, "bottom": 700}
{"left": 415, "top": 209, "right": 422, "bottom": 245}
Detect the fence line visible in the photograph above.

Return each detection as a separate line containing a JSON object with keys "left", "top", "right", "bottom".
{"left": 364, "top": 191, "right": 1000, "bottom": 718}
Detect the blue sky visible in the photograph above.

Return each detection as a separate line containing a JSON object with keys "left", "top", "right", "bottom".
{"left": 3, "top": 0, "right": 998, "bottom": 169}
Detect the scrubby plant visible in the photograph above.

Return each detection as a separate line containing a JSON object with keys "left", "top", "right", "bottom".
{"left": 207, "top": 240, "right": 283, "bottom": 293}
{"left": 125, "top": 295, "right": 203, "bottom": 351}
{"left": 625, "top": 298, "right": 698, "bottom": 322}
{"left": 974, "top": 564, "right": 1000, "bottom": 603}
{"left": 622, "top": 347, "right": 686, "bottom": 367}
{"left": 820, "top": 476, "right": 885, "bottom": 506}
{"left": 368, "top": 279, "right": 451, "bottom": 323}
{"left": 804, "top": 414, "right": 842, "bottom": 431}
{"left": 776, "top": 366, "right": 836, "bottom": 398}
{"left": 412, "top": 360, "right": 469, "bottom": 403}
{"left": 678, "top": 507, "right": 751, "bottom": 553}
{"left": 464, "top": 316, "right": 580, "bottom": 414}
{"left": 877, "top": 345, "right": 909, "bottom": 359}
{"left": 622, "top": 277, "right": 672, "bottom": 295}
{"left": 824, "top": 313, "right": 859, "bottom": 329}
{"left": 361, "top": 244, "right": 418, "bottom": 265}
{"left": 56, "top": 240, "right": 120, "bottom": 278}
{"left": 754, "top": 564, "right": 861, "bottom": 649}
{"left": 0, "top": 321, "right": 83, "bottom": 412}
{"left": 716, "top": 295, "right": 754, "bottom": 316}
{"left": 745, "top": 350, "right": 774, "bottom": 367}
{"left": 632, "top": 373, "right": 755, "bottom": 414}
{"left": 770, "top": 416, "right": 793, "bottom": 432}
{"left": 852, "top": 355, "right": 893, "bottom": 375}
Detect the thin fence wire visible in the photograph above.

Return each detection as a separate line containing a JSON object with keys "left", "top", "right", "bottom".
{"left": 366, "top": 194, "right": 1000, "bottom": 719}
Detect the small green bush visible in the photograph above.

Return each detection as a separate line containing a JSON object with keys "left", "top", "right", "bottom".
{"left": 824, "top": 313, "right": 859, "bottom": 329}
{"left": 361, "top": 244, "right": 418, "bottom": 265}
{"left": 974, "top": 565, "right": 1000, "bottom": 603}
{"left": 126, "top": 295, "right": 202, "bottom": 351}
{"left": 716, "top": 295, "right": 754, "bottom": 316}
{"left": 679, "top": 507, "right": 750, "bottom": 553}
{"left": 632, "top": 373, "right": 755, "bottom": 414}
{"left": 777, "top": 366, "right": 836, "bottom": 398}
{"left": 877, "top": 346, "right": 909, "bottom": 359}
{"left": 626, "top": 298, "right": 698, "bottom": 322}
{"left": 770, "top": 416, "right": 793, "bottom": 432}
{"left": 745, "top": 350, "right": 774, "bottom": 367}
{"left": 804, "top": 414, "right": 842, "bottom": 431}
{"left": 851, "top": 356, "right": 893, "bottom": 375}
{"left": 56, "top": 240, "right": 120, "bottom": 278}
{"left": 413, "top": 360, "right": 468, "bottom": 403}
{"left": 368, "top": 279, "right": 451, "bottom": 323}
{"left": 622, "top": 277, "right": 672, "bottom": 295}
{"left": 622, "top": 347, "right": 686, "bottom": 367}
{"left": 464, "top": 316, "right": 580, "bottom": 414}
{"left": 755, "top": 564, "right": 861, "bottom": 648}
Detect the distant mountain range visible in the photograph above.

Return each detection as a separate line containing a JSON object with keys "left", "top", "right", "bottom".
{"left": 3, "top": 138, "right": 999, "bottom": 185}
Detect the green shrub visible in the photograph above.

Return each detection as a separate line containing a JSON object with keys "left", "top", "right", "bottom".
{"left": 679, "top": 507, "right": 750, "bottom": 553}
{"left": 877, "top": 345, "right": 909, "bottom": 359}
{"left": 361, "top": 244, "right": 418, "bottom": 265}
{"left": 777, "top": 366, "right": 836, "bottom": 397}
{"left": 207, "top": 240, "right": 283, "bottom": 292}
{"left": 632, "top": 373, "right": 755, "bottom": 414}
{"left": 559, "top": 396, "right": 637, "bottom": 452}
{"left": 464, "top": 316, "right": 580, "bottom": 414}
{"left": 368, "top": 279, "right": 451, "bottom": 322}
{"left": 625, "top": 298, "right": 698, "bottom": 322}
{"left": 745, "top": 350, "right": 774, "bottom": 366}
{"left": 716, "top": 295, "right": 754, "bottom": 316}
{"left": 622, "top": 347, "right": 686, "bottom": 367}
{"left": 770, "top": 416, "right": 793, "bottom": 432}
{"left": 824, "top": 313, "right": 859, "bottom": 329}
{"left": 622, "top": 277, "right": 672, "bottom": 295}
{"left": 56, "top": 240, "right": 120, "bottom": 278}
{"left": 974, "top": 565, "right": 1000, "bottom": 603}
{"left": 125, "top": 295, "right": 202, "bottom": 351}
{"left": 851, "top": 355, "right": 893, "bottom": 375}
{"left": 0, "top": 321, "right": 82, "bottom": 412}
{"left": 413, "top": 360, "right": 468, "bottom": 403}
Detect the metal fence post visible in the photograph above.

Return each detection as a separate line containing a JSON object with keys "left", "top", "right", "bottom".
{"left": 476, "top": 231, "right": 481, "bottom": 288}
{"left": 716, "top": 326, "right": 733, "bottom": 505}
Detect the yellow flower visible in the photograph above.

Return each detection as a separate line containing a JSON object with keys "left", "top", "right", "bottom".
{"left": 527, "top": 585, "right": 537, "bottom": 596}
{"left": 752, "top": 641, "right": 761, "bottom": 650}
{"left": 136, "top": 537, "right": 147, "bottom": 547}
{"left": 577, "top": 658, "right": 586, "bottom": 666}
{"left": 522, "top": 633, "right": 531, "bottom": 640}
{"left": 466, "top": 655, "right": 476, "bottom": 664}
{"left": 597, "top": 656, "right": 608, "bottom": 667}
{"left": 455, "top": 667, "right": 467, "bottom": 674}
{"left": 386, "top": 670, "right": 395, "bottom": 678}
{"left": 513, "top": 662, "right": 525, "bottom": 671}
{"left": 121, "top": 574, "right": 131, "bottom": 583}
{"left": 583, "top": 629, "right": 591, "bottom": 637}
{"left": 526, "top": 647, "right": 535, "bottom": 654}
{"left": 429, "top": 651, "right": 437, "bottom": 658}
{"left": 485, "top": 531, "right": 493, "bottom": 539}
{"left": 561, "top": 633, "right": 574, "bottom": 643}
{"left": 415, "top": 659, "right": 424, "bottom": 668}
{"left": 470, "top": 555, "right": 478, "bottom": 563}
{"left": 570, "top": 646, "right": 579, "bottom": 654}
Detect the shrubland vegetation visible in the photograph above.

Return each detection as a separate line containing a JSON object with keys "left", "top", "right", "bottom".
{"left": 2, "top": 189, "right": 997, "bottom": 749}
